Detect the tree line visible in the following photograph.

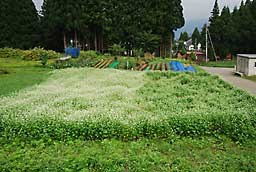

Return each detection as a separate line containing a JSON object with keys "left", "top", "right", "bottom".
{"left": 179, "top": 0, "right": 256, "bottom": 60}
{"left": 0, "top": 0, "right": 184, "bottom": 56}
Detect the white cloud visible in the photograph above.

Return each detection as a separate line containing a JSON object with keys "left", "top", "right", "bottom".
{"left": 182, "top": 0, "right": 243, "bottom": 21}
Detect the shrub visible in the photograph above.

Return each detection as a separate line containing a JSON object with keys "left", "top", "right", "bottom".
{"left": 40, "top": 52, "right": 48, "bottom": 66}
{"left": 22, "top": 48, "right": 60, "bottom": 61}
{"left": 190, "top": 52, "right": 197, "bottom": 61}
{"left": 109, "top": 44, "right": 125, "bottom": 56}
{"left": 0, "top": 48, "right": 23, "bottom": 59}
{"left": 0, "top": 47, "right": 60, "bottom": 60}
{"left": 0, "top": 68, "right": 9, "bottom": 75}
{"left": 133, "top": 48, "right": 144, "bottom": 58}
{"left": 79, "top": 50, "right": 100, "bottom": 59}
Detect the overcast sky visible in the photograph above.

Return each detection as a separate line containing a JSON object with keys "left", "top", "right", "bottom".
{"left": 32, "top": 0, "right": 243, "bottom": 36}
{"left": 182, "top": 0, "right": 243, "bottom": 21}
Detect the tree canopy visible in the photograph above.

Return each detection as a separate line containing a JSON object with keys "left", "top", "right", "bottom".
{"left": 39, "top": 0, "right": 185, "bottom": 55}
{"left": 0, "top": 0, "right": 39, "bottom": 49}
{"left": 201, "top": 0, "right": 256, "bottom": 59}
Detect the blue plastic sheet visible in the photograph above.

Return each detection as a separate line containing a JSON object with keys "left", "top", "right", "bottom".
{"left": 65, "top": 48, "right": 80, "bottom": 57}
{"left": 169, "top": 61, "right": 196, "bottom": 72}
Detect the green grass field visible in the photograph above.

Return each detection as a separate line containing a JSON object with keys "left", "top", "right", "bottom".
{"left": 200, "top": 60, "right": 236, "bottom": 68}
{"left": 0, "top": 58, "right": 52, "bottom": 96}
{"left": 244, "top": 75, "right": 256, "bottom": 82}
{"left": 0, "top": 58, "right": 255, "bottom": 171}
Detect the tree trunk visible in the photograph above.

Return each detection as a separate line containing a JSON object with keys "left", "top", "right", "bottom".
{"left": 170, "top": 33, "right": 173, "bottom": 58}
{"left": 74, "top": 31, "right": 78, "bottom": 48}
{"left": 63, "top": 32, "right": 67, "bottom": 49}
{"left": 94, "top": 30, "right": 97, "bottom": 51}
{"left": 101, "top": 33, "right": 104, "bottom": 53}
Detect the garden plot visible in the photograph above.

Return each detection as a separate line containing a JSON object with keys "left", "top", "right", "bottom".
{"left": 0, "top": 68, "right": 255, "bottom": 141}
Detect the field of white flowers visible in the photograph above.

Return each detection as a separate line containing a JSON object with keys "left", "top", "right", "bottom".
{"left": 0, "top": 68, "right": 255, "bottom": 141}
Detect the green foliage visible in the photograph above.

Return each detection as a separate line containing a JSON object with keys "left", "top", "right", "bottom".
{"left": 0, "top": 0, "right": 39, "bottom": 49}
{"left": 181, "top": 46, "right": 187, "bottom": 55}
{"left": 201, "top": 60, "right": 236, "bottom": 68}
{"left": 41, "top": 0, "right": 184, "bottom": 53}
{"left": 191, "top": 27, "right": 201, "bottom": 45}
{"left": 40, "top": 52, "right": 48, "bottom": 66}
{"left": 0, "top": 58, "right": 52, "bottom": 96}
{"left": 179, "top": 32, "right": 189, "bottom": 41}
{"left": 135, "top": 32, "right": 161, "bottom": 53}
{"left": 0, "top": 68, "right": 9, "bottom": 75}
{"left": 80, "top": 51, "right": 101, "bottom": 59}
{"left": 0, "top": 48, "right": 24, "bottom": 59}
{"left": 133, "top": 48, "right": 144, "bottom": 58}
{"left": 22, "top": 48, "right": 60, "bottom": 61}
{"left": 0, "top": 48, "right": 60, "bottom": 61}
{"left": 109, "top": 44, "right": 125, "bottom": 56}
{"left": 190, "top": 52, "right": 197, "bottom": 61}
{"left": 205, "top": 0, "right": 256, "bottom": 57}
{"left": 0, "top": 69, "right": 255, "bottom": 143}
{"left": 0, "top": 137, "right": 255, "bottom": 171}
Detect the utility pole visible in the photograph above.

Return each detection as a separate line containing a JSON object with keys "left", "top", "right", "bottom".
{"left": 206, "top": 26, "right": 208, "bottom": 62}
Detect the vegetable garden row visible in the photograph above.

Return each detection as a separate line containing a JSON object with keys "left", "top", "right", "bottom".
{"left": 94, "top": 58, "right": 196, "bottom": 72}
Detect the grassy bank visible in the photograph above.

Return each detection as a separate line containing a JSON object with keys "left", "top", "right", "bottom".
{"left": 200, "top": 60, "right": 236, "bottom": 68}
{"left": 0, "top": 64, "right": 255, "bottom": 170}
{"left": 0, "top": 58, "right": 52, "bottom": 96}
{"left": 0, "top": 137, "right": 255, "bottom": 171}
{"left": 244, "top": 75, "right": 256, "bottom": 82}
{"left": 0, "top": 68, "right": 255, "bottom": 142}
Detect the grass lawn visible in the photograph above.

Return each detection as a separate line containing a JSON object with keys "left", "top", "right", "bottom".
{"left": 243, "top": 75, "right": 256, "bottom": 82}
{"left": 1, "top": 137, "right": 255, "bottom": 171}
{"left": 0, "top": 60, "right": 255, "bottom": 171}
{"left": 0, "top": 58, "right": 52, "bottom": 96}
{"left": 200, "top": 60, "right": 236, "bottom": 68}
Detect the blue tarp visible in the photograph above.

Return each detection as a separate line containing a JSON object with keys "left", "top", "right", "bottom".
{"left": 169, "top": 61, "right": 196, "bottom": 72}
{"left": 185, "top": 66, "right": 196, "bottom": 72}
{"left": 169, "top": 61, "right": 178, "bottom": 71}
{"left": 65, "top": 48, "right": 80, "bottom": 57}
{"left": 176, "top": 62, "right": 186, "bottom": 71}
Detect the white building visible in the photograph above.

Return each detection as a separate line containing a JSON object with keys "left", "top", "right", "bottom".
{"left": 237, "top": 54, "right": 256, "bottom": 76}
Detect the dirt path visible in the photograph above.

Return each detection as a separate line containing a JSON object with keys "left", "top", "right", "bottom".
{"left": 201, "top": 67, "right": 256, "bottom": 96}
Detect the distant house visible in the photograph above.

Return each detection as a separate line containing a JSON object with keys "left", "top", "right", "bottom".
{"left": 184, "top": 39, "right": 202, "bottom": 51}
{"left": 237, "top": 54, "right": 256, "bottom": 76}
{"left": 186, "top": 51, "right": 206, "bottom": 62}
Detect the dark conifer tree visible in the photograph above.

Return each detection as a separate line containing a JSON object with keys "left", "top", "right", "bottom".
{"left": 0, "top": 0, "right": 39, "bottom": 49}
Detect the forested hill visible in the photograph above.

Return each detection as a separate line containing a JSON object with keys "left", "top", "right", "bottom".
{"left": 0, "top": 0, "right": 185, "bottom": 56}
{"left": 208, "top": 0, "right": 256, "bottom": 57}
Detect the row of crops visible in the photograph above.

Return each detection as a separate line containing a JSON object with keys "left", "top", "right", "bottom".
{"left": 0, "top": 69, "right": 255, "bottom": 143}
{"left": 94, "top": 58, "right": 196, "bottom": 72}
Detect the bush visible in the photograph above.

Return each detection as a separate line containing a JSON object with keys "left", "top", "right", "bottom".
{"left": 109, "top": 44, "right": 125, "bottom": 56}
{"left": 0, "top": 68, "right": 9, "bottom": 75}
{"left": 22, "top": 48, "right": 60, "bottom": 61}
{"left": 79, "top": 50, "right": 100, "bottom": 59}
{"left": 0, "top": 47, "right": 60, "bottom": 61}
{"left": 40, "top": 52, "right": 48, "bottom": 66}
{"left": 0, "top": 48, "right": 23, "bottom": 59}
{"left": 190, "top": 52, "right": 197, "bottom": 61}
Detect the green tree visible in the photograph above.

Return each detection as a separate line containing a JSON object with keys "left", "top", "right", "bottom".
{"left": 191, "top": 27, "right": 201, "bottom": 46}
{"left": 179, "top": 32, "right": 189, "bottom": 41}
{"left": 0, "top": 0, "right": 39, "bottom": 49}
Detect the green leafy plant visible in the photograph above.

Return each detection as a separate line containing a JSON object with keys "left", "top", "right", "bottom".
{"left": 133, "top": 48, "right": 144, "bottom": 58}
{"left": 109, "top": 44, "right": 125, "bottom": 56}
{"left": 40, "top": 52, "right": 48, "bottom": 66}
{"left": 190, "top": 52, "right": 197, "bottom": 61}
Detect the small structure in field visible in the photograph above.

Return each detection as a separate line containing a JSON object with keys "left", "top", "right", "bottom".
{"left": 237, "top": 54, "right": 256, "bottom": 76}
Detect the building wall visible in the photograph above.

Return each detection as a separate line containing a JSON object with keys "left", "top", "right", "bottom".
{"left": 237, "top": 56, "right": 256, "bottom": 76}
{"left": 248, "top": 59, "right": 256, "bottom": 76}
{"left": 237, "top": 56, "right": 247, "bottom": 74}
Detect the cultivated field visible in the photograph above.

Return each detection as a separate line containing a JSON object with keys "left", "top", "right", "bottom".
{"left": 1, "top": 68, "right": 255, "bottom": 142}
{"left": 0, "top": 63, "right": 256, "bottom": 171}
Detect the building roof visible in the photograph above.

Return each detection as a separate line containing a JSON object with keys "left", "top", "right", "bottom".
{"left": 237, "top": 54, "right": 256, "bottom": 59}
